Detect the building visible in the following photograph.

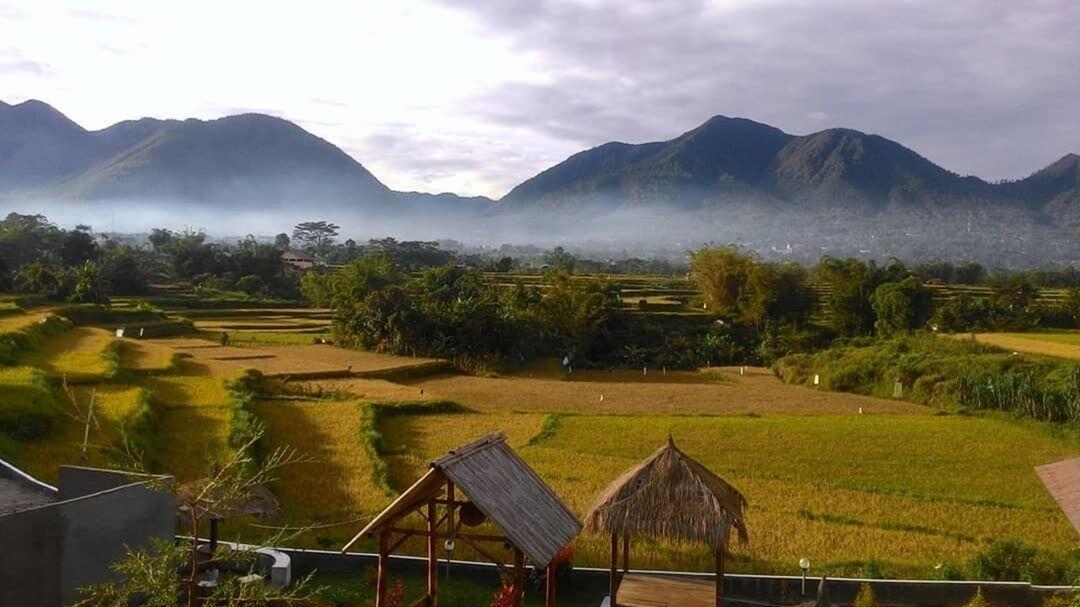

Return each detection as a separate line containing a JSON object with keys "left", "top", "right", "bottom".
{"left": 282, "top": 249, "right": 320, "bottom": 270}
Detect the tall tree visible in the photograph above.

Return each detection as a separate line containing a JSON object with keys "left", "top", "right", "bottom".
{"left": 292, "top": 221, "right": 340, "bottom": 256}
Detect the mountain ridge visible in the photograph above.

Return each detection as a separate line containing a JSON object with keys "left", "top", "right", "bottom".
{"left": 1, "top": 98, "right": 1077, "bottom": 223}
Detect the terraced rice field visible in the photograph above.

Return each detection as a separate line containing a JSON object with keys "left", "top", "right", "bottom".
{"left": 118, "top": 339, "right": 176, "bottom": 372}
{"left": 15, "top": 385, "right": 147, "bottom": 483}
{"left": 22, "top": 327, "right": 116, "bottom": 381}
{"left": 255, "top": 399, "right": 387, "bottom": 535}
{"left": 0, "top": 310, "right": 45, "bottom": 332}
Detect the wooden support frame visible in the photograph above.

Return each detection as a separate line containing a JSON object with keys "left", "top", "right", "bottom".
{"left": 370, "top": 475, "right": 563, "bottom": 607}
{"left": 716, "top": 547, "right": 726, "bottom": 607}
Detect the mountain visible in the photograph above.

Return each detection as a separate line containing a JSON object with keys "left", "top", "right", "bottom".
{"left": 499, "top": 116, "right": 1078, "bottom": 220}
{"left": 0, "top": 100, "right": 484, "bottom": 215}
{"left": 500, "top": 116, "right": 792, "bottom": 209}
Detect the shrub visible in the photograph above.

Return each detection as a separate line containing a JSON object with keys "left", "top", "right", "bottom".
{"left": 853, "top": 583, "right": 879, "bottom": 607}
{"left": 969, "top": 539, "right": 1069, "bottom": 584}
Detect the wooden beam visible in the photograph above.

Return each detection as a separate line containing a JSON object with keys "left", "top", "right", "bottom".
{"left": 545, "top": 563, "right": 556, "bottom": 607}
{"left": 609, "top": 532, "right": 618, "bottom": 605}
{"left": 457, "top": 535, "right": 510, "bottom": 577}
{"left": 427, "top": 499, "right": 438, "bottom": 607}
{"left": 512, "top": 547, "right": 525, "bottom": 607}
{"left": 622, "top": 534, "right": 630, "bottom": 574}
{"left": 716, "top": 547, "right": 726, "bottom": 607}
{"left": 388, "top": 530, "right": 417, "bottom": 554}
{"left": 375, "top": 528, "right": 389, "bottom": 607}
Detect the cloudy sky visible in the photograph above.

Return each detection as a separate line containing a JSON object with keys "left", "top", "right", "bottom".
{"left": 1, "top": 0, "right": 1077, "bottom": 198}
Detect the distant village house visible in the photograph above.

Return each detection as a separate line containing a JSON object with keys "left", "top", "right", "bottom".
{"left": 281, "top": 249, "right": 321, "bottom": 270}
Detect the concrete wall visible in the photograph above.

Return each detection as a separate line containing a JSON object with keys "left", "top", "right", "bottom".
{"left": 0, "top": 466, "right": 175, "bottom": 607}
{"left": 273, "top": 546, "right": 1075, "bottom": 607}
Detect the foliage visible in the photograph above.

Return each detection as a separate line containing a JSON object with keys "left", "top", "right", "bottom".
{"left": 690, "top": 245, "right": 810, "bottom": 327}
{"left": 871, "top": 276, "right": 931, "bottom": 336}
{"left": 969, "top": 539, "right": 1072, "bottom": 585}
{"left": 74, "top": 432, "right": 316, "bottom": 606}
{"left": 292, "top": 220, "right": 340, "bottom": 256}
{"left": 963, "top": 587, "right": 991, "bottom": 607}
{"left": 853, "top": 583, "right": 879, "bottom": 607}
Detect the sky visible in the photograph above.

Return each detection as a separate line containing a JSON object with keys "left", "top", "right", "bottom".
{"left": 1, "top": 0, "right": 1077, "bottom": 199}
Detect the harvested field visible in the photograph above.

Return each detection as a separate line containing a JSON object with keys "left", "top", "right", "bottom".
{"left": 147, "top": 361, "right": 234, "bottom": 408}
{"left": 399, "top": 366, "right": 926, "bottom": 415}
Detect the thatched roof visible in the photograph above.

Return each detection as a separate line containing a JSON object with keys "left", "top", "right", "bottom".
{"left": 583, "top": 436, "right": 748, "bottom": 550}
{"left": 1036, "top": 457, "right": 1080, "bottom": 535}
{"left": 177, "top": 480, "right": 282, "bottom": 523}
{"left": 346, "top": 433, "right": 581, "bottom": 567}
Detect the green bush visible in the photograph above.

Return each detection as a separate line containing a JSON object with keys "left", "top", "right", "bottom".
{"left": 969, "top": 539, "right": 1071, "bottom": 584}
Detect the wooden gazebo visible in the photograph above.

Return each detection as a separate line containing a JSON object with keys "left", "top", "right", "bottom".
{"left": 342, "top": 433, "right": 581, "bottom": 607}
{"left": 583, "top": 437, "right": 748, "bottom": 607}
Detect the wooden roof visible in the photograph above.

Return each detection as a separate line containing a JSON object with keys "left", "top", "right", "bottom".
{"left": 583, "top": 437, "right": 748, "bottom": 550}
{"left": 345, "top": 433, "right": 581, "bottom": 567}
{"left": 1036, "top": 457, "right": 1080, "bottom": 535}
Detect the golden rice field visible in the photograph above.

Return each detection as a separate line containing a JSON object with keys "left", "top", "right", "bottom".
{"left": 156, "top": 405, "right": 233, "bottom": 481}
{"left": 959, "top": 331, "right": 1080, "bottom": 360}
{"left": 393, "top": 366, "right": 924, "bottom": 415}
{"left": 23, "top": 327, "right": 116, "bottom": 381}
{"left": 15, "top": 385, "right": 147, "bottom": 484}
{"left": 4, "top": 306, "right": 1079, "bottom": 580}
{"left": 118, "top": 339, "right": 176, "bottom": 373}
{"left": 0, "top": 310, "right": 43, "bottom": 332}
{"left": 254, "top": 399, "right": 387, "bottom": 538}
{"left": 367, "top": 411, "right": 1077, "bottom": 576}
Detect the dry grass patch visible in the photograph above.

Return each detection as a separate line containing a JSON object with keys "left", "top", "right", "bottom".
{"left": 259, "top": 345, "right": 439, "bottom": 373}
{"left": 291, "top": 377, "right": 429, "bottom": 402}
{"left": 0, "top": 311, "right": 42, "bottom": 332}
{"left": 401, "top": 367, "right": 925, "bottom": 415}
{"left": 23, "top": 327, "right": 115, "bottom": 380}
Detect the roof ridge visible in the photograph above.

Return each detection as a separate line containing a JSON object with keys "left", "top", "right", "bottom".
{"left": 432, "top": 432, "right": 505, "bottom": 468}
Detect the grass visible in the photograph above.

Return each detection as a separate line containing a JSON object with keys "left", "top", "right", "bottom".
{"left": 23, "top": 327, "right": 117, "bottom": 381}
{"left": 146, "top": 361, "right": 235, "bottom": 408}
{"left": 0, "top": 310, "right": 42, "bottom": 332}
{"left": 156, "top": 405, "right": 233, "bottom": 481}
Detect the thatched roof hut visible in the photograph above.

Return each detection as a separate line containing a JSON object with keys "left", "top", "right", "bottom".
{"left": 584, "top": 436, "right": 748, "bottom": 606}
{"left": 343, "top": 433, "right": 580, "bottom": 607}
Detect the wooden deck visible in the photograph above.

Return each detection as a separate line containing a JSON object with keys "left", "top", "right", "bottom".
{"left": 616, "top": 573, "right": 716, "bottom": 607}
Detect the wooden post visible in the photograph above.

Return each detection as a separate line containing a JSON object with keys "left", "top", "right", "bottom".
{"left": 376, "top": 528, "right": 389, "bottom": 607}
{"left": 512, "top": 547, "right": 525, "bottom": 607}
{"left": 427, "top": 499, "right": 438, "bottom": 607}
{"left": 715, "top": 548, "right": 726, "bottom": 607}
{"left": 545, "top": 563, "right": 556, "bottom": 607}
{"left": 622, "top": 534, "right": 629, "bottom": 574}
{"left": 609, "top": 532, "right": 618, "bottom": 605}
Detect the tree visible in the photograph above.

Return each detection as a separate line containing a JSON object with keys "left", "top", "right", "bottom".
{"left": 816, "top": 257, "right": 883, "bottom": 337}
{"left": 292, "top": 221, "right": 339, "bottom": 255}
{"left": 148, "top": 228, "right": 177, "bottom": 250}
{"left": 70, "top": 261, "right": 106, "bottom": 303}
{"left": 541, "top": 246, "right": 577, "bottom": 272}
{"left": 273, "top": 233, "right": 291, "bottom": 249}
{"left": 100, "top": 245, "right": 148, "bottom": 295}
{"left": 236, "top": 275, "right": 267, "bottom": 297}
{"left": 871, "top": 276, "right": 930, "bottom": 336}
{"left": 60, "top": 225, "right": 99, "bottom": 266}
{"left": 74, "top": 432, "right": 317, "bottom": 606}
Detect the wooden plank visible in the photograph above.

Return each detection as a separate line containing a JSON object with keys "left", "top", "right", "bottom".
{"left": 617, "top": 573, "right": 716, "bottom": 607}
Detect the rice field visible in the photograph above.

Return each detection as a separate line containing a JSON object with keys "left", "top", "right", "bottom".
{"left": 22, "top": 327, "right": 116, "bottom": 381}
{"left": 254, "top": 399, "right": 388, "bottom": 546}
{"left": 118, "top": 339, "right": 176, "bottom": 372}
{"left": 395, "top": 366, "right": 925, "bottom": 415}
{"left": 959, "top": 331, "right": 1080, "bottom": 360}
{"left": 14, "top": 385, "right": 147, "bottom": 483}
{"left": 0, "top": 310, "right": 43, "bottom": 332}
{"left": 369, "top": 411, "right": 1077, "bottom": 576}
{"left": 4, "top": 301, "right": 1079, "bottom": 580}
